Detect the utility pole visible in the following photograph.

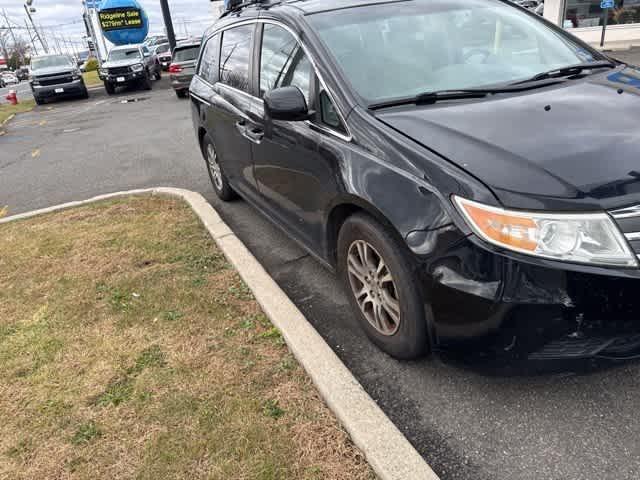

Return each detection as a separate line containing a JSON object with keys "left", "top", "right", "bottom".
{"left": 38, "top": 23, "right": 49, "bottom": 52}
{"left": 23, "top": 1, "right": 47, "bottom": 54}
{"left": 1, "top": 10, "right": 21, "bottom": 65}
{"left": 159, "top": 0, "right": 177, "bottom": 51}
{"left": 24, "top": 19, "right": 38, "bottom": 56}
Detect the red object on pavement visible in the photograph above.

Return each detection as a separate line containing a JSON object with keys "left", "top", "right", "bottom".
{"left": 168, "top": 64, "right": 183, "bottom": 74}
{"left": 5, "top": 90, "right": 18, "bottom": 105}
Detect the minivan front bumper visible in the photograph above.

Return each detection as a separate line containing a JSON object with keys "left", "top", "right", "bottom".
{"left": 419, "top": 216, "right": 640, "bottom": 359}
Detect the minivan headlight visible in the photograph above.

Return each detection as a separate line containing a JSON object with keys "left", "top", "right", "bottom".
{"left": 453, "top": 196, "right": 637, "bottom": 267}
{"left": 131, "top": 63, "right": 144, "bottom": 72}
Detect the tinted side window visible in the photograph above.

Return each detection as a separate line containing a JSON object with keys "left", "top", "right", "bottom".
{"left": 199, "top": 34, "right": 220, "bottom": 84}
{"left": 220, "top": 25, "right": 253, "bottom": 92}
{"left": 260, "top": 24, "right": 312, "bottom": 105}
{"left": 319, "top": 90, "right": 346, "bottom": 134}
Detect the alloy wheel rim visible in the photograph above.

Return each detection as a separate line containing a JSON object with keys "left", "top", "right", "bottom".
{"left": 347, "top": 240, "right": 401, "bottom": 336}
{"left": 206, "top": 143, "right": 223, "bottom": 190}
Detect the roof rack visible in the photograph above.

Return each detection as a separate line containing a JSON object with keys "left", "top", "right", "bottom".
{"left": 219, "top": 0, "right": 272, "bottom": 18}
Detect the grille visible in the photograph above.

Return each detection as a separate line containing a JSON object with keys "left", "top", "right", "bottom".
{"left": 610, "top": 205, "right": 640, "bottom": 257}
{"left": 107, "top": 66, "right": 131, "bottom": 76}
{"left": 37, "top": 73, "right": 73, "bottom": 86}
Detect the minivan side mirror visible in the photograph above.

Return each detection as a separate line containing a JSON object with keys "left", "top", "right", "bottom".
{"left": 264, "top": 86, "right": 310, "bottom": 122}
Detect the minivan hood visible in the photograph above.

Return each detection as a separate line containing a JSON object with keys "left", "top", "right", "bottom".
{"left": 376, "top": 67, "right": 640, "bottom": 211}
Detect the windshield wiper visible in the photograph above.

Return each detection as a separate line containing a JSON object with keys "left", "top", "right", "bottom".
{"left": 369, "top": 89, "right": 497, "bottom": 110}
{"left": 368, "top": 82, "right": 564, "bottom": 110}
{"left": 512, "top": 60, "right": 616, "bottom": 85}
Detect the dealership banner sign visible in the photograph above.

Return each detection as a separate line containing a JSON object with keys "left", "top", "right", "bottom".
{"left": 99, "top": 7, "right": 143, "bottom": 31}
{"left": 98, "top": 0, "right": 149, "bottom": 45}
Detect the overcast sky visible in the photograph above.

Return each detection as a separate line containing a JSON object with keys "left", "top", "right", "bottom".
{"left": 0, "top": 0, "right": 220, "bottom": 52}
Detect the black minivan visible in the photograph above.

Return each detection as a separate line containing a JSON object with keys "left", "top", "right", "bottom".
{"left": 190, "top": 0, "right": 640, "bottom": 361}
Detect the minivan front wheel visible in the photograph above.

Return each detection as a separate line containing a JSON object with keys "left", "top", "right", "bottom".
{"left": 203, "top": 136, "right": 236, "bottom": 201}
{"left": 338, "top": 213, "right": 430, "bottom": 359}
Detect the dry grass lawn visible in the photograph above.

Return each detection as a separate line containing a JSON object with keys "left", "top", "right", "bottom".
{"left": 82, "top": 70, "right": 101, "bottom": 87}
{"left": 0, "top": 99, "right": 36, "bottom": 125}
{"left": 0, "top": 195, "right": 375, "bottom": 480}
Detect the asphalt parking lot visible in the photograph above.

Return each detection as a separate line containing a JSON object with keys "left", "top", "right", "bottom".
{"left": 3, "top": 76, "right": 640, "bottom": 480}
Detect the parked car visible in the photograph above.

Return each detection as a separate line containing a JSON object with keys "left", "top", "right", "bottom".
{"left": 154, "top": 43, "right": 172, "bottom": 70}
{"left": 15, "top": 67, "right": 30, "bottom": 82}
{"left": 143, "top": 36, "right": 168, "bottom": 50}
{"left": 169, "top": 40, "right": 201, "bottom": 98}
{"left": 30, "top": 54, "right": 88, "bottom": 104}
{"left": 190, "top": 0, "right": 640, "bottom": 361}
{"left": 76, "top": 50, "right": 91, "bottom": 67}
{"left": 98, "top": 44, "right": 161, "bottom": 94}
{"left": 0, "top": 71, "right": 19, "bottom": 88}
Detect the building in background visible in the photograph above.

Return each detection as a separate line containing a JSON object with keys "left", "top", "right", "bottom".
{"left": 544, "top": 0, "right": 640, "bottom": 46}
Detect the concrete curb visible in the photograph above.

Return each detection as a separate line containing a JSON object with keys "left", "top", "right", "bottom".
{"left": 1, "top": 113, "right": 15, "bottom": 128}
{"left": 1, "top": 188, "right": 439, "bottom": 480}
{"left": 0, "top": 113, "right": 15, "bottom": 136}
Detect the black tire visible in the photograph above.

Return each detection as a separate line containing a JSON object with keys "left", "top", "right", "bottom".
{"left": 142, "top": 72, "right": 152, "bottom": 90}
{"left": 80, "top": 87, "right": 89, "bottom": 99}
{"left": 34, "top": 95, "right": 44, "bottom": 105}
{"left": 337, "top": 213, "right": 431, "bottom": 359}
{"left": 175, "top": 89, "right": 187, "bottom": 99}
{"left": 154, "top": 68, "right": 162, "bottom": 81}
{"left": 104, "top": 81, "right": 115, "bottom": 95}
{"left": 202, "top": 134, "right": 236, "bottom": 201}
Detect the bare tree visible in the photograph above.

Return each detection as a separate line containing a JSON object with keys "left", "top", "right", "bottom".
{"left": 0, "top": 29, "right": 10, "bottom": 68}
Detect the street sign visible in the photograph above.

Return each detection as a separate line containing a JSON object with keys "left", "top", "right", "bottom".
{"left": 600, "top": 0, "right": 614, "bottom": 46}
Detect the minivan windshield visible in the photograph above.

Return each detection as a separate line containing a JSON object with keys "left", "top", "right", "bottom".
{"left": 307, "top": 0, "right": 605, "bottom": 104}
{"left": 31, "top": 55, "right": 73, "bottom": 70}
{"left": 108, "top": 49, "right": 141, "bottom": 61}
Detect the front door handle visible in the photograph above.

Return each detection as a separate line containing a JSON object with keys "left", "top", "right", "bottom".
{"left": 235, "top": 119, "right": 248, "bottom": 135}
{"left": 242, "top": 127, "right": 264, "bottom": 144}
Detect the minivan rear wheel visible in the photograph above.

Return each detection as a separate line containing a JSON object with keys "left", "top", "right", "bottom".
{"left": 338, "top": 213, "right": 430, "bottom": 359}
{"left": 202, "top": 135, "right": 236, "bottom": 201}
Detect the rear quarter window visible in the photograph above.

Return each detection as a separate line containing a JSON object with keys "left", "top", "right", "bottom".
{"left": 219, "top": 24, "right": 254, "bottom": 92}
{"left": 199, "top": 34, "right": 221, "bottom": 84}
